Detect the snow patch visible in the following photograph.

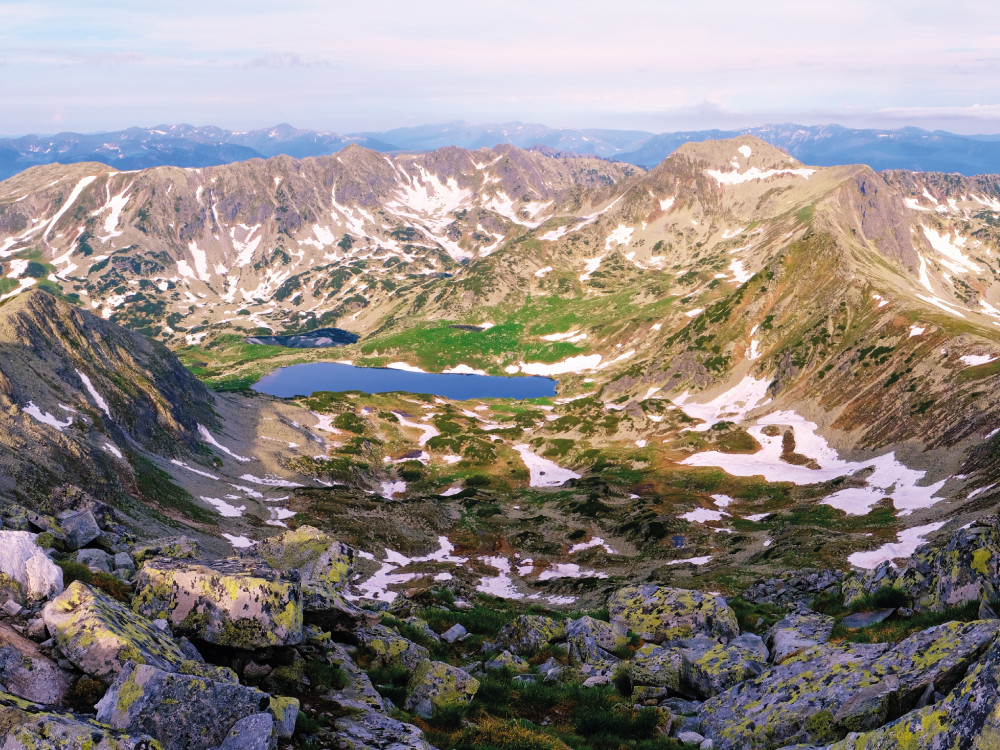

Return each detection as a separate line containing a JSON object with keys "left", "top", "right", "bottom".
{"left": 23, "top": 402, "right": 72, "bottom": 431}
{"left": 848, "top": 521, "right": 947, "bottom": 569}
{"left": 198, "top": 425, "right": 251, "bottom": 462}
{"left": 513, "top": 444, "right": 581, "bottom": 487}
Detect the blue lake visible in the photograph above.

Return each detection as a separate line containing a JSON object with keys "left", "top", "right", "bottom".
{"left": 252, "top": 362, "right": 557, "bottom": 400}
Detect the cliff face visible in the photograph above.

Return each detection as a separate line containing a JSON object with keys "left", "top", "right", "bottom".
{"left": 0, "top": 289, "right": 217, "bottom": 507}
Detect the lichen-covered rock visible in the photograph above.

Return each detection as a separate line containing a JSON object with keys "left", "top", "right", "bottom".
{"left": 741, "top": 569, "right": 844, "bottom": 608}
{"left": 267, "top": 695, "right": 299, "bottom": 739}
{"left": 42, "top": 581, "right": 188, "bottom": 683}
{"left": 767, "top": 612, "right": 835, "bottom": 664}
{"left": 332, "top": 708, "right": 435, "bottom": 750}
{"left": 494, "top": 614, "right": 566, "bottom": 654}
{"left": 827, "top": 631, "right": 1000, "bottom": 749}
{"left": 843, "top": 520, "right": 1000, "bottom": 612}
{"left": 132, "top": 536, "right": 199, "bottom": 566}
{"left": 95, "top": 662, "right": 284, "bottom": 750}
{"left": 213, "top": 713, "right": 273, "bottom": 750}
{"left": 682, "top": 633, "right": 769, "bottom": 699}
{"left": 0, "top": 622, "right": 73, "bottom": 705}
{"left": 357, "top": 623, "right": 429, "bottom": 670}
{"left": 698, "top": 620, "right": 1000, "bottom": 749}
{"left": 133, "top": 557, "right": 303, "bottom": 648}
{"left": 404, "top": 660, "right": 479, "bottom": 718}
{"left": 0, "top": 530, "right": 63, "bottom": 603}
{"left": 485, "top": 650, "right": 530, "bottom": 673}
{"left": 258, "top": 525, "right": 353, "bottom": 614}
{"left": 0, "top": 691, "right": 162, "bottom": 749}
{"left": 607, "top": 586, "right": 739, "bottom": 643}
{"left": 566, "top": 615, "right": 627, "bottom": 665}
{"left": 629, "top": 644, "right": 684, "bottom": 691}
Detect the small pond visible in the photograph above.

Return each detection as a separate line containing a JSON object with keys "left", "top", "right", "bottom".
{"left": 252, "top": 362, "right": 557, "bottom": 400}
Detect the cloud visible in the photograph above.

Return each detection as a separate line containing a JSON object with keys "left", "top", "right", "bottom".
{"left": 243, "top": 53, "right": 331, "bottom": 69}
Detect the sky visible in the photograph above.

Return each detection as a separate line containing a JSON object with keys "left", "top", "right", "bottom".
{"left": 2, "top": 0, "right": 1000, "bottom": 136}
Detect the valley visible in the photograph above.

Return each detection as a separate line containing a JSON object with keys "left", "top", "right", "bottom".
{"left": 3, "top": 136, "right": 1000, "bottom": 748}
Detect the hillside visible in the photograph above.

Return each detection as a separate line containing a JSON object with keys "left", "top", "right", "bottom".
{"left": 3, "top": 139, "right": 1000, "bottom": 748}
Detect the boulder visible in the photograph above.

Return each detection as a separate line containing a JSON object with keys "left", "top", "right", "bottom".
{"left": 741, "top": 569, "right": 844, "bottom": 608}
{"left": 0, "top": 622, "right": 73, "bottom": 705}
{"left": 629, "top": 644, "right": 683, "bottom": 691}
{"left": 843, "top": 519, "right": 1000, "bottom": 612}
{"left": 404, "top": 660, "right": 479, "bottom": 718}
{"left": 58, "top": 509, "right": 101, "bottom": 550}
{"left": 42, "top": 580, "right": 188, "bottom": 683}
{"left": 766, "top": 612, "right": 835, "bottom": 664}
{"left": 95, "top": 662, "right": 292, "bottom": 750}
{"left": 681, "top": 633, "right": 769, "bottom": 699}
{"left": 258, "top": 525, "right": 352, "bottom": 605}
{"left": 494, "top": 615, "right": 565, "bottom": 654}
{"left": 213, "top": 713, "right": 273, "bottom": 750}
{"left": 841, "top": 609, "right": 895, "bottom": 630}
{"left": 76, "top": 547, "right": 112, "bottom": 573}
{"left": 132, "top": 536, "right": 199, "bottom": 565}
{"left": 0, "top": 530, "right": 63, "bottom": 603}
{"left": 826, "top": 633, "right": 1000, "bottom": 748}
{"left": 332, "top": 707, "right": 435, "bottom": 750}
{"left": 485, "top": 650, "right": 530, "bottom": 673}
{"left": 357, "top": 623, "right": 430, "bottom": 670}
{"left": 133, "top": 557, "right": 303, "bottom": 649}
{"left": 566, "top": 615, "right": 627, "bottom": 665}
{"left": 0, "top": 692, "right": 162, "bottom": 749}
{"left": 607, "top": 586, "right": 739, "bottom": 643}
{"left": 697, "top": 619, "right": 1000, "bottom": 749}
{"left": 441, "top": 623, "right": 467, "bottom": 643}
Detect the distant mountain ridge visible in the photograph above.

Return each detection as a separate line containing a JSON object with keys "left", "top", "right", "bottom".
{"left": 6, "top": 121, "right": 1000, "bottom": 180}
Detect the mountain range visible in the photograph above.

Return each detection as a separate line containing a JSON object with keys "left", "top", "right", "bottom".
{"left": 6, "top": 121, "right": 1000, "bottom": 180}
{"left": 4, "top": 135, "right": 1000, "bottom": 748}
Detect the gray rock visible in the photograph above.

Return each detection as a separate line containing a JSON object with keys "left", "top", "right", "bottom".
{"left": 96, "top": 662, "right": 295, "bottom": 750}
{"left": 566, "top": 615, "right": 627, "bottom": 665}
{"left": 979, "top": 600, "right": 998, "bottom": 620}
{"left": 76, "top": 547, "right": 112, "bottom": 573}
{"left": 1, "top": 600, "right": 21, "bottom": 617}
{"left": 629, "top": 644, "right": 683, "bottom": 691}
{"left": 841, "top": 609, "right": 895, "bottom": 630}
{"left": 114, "top": 551, "right": 136, "bottom": 571}
{"left": 441, "top": 623, "right": 467, "bottom": 643}
{"left": 681, "top": 634, "right": 769, "bottom": 699}
{"left": 678, "top": 731, "right": 706, "bottom": 744}
{"left": 485, "top": 650, "right": 530, "bottom": 673}
{"left": 0, "top": 621, "right": 73, "bottom": 705}
{"left": 842, "top": 519, "right": 1000, "bottom": 612}
{"left": 0, "top": 692, "right": 159, "bottom": 749}
{"left": 766, "top": 612, "right": 835, "bottom": 664}
{"left": 698, "top": 619, "right": 1000, "bottom": 749}
{"left": 133, "top": 557, "right": 303, "bottom": 649}
{"left": 58, "top": 509, "right": 101, "bottom": 550}
{"left": 213, "top": 713, "right": 274, "bottom": 750}
{"left": 333, "top": 707, "right": 434, "bottom": 750}
{"left": 0, "top": 530, "right": 63, "bottom": 603}
{"left": 494, "top": 614, "right": 565, "bottom": 654}
{"left": 405, "top": 660, "right": 479, "bottom": 718}
{"left": 607, "top": 585, "right": 739, "bottom": 643}
{"left": 357, "top": 623, "right": 429, "bottom": 670}
{"left": 42, "top": 580, "right": 188, "bottom": 683}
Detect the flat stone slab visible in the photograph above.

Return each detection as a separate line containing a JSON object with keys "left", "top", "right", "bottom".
{"left": 841, "top": 609, "right": 896, "bottom": 630}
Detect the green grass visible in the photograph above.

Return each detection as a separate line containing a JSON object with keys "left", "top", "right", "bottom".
{"left": 429, "top": 670, "right": 681, "bottom": 750}
{"left": 131, "top": 454, "right": 217, "bottom": 524}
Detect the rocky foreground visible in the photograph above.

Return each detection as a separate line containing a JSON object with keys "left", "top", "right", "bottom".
{"left": 0, "top": 489, "right": 999, "bottom": 749}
